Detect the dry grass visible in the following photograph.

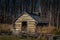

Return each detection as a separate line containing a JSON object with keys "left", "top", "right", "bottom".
{"left": 0, "top": 24, "right": 56, "bottom": 33}
{"left": 37, "top": 25, "right": 56, "bottom": 33}
{"left": 0, "top": 24, "right": 13, "bottom": 30}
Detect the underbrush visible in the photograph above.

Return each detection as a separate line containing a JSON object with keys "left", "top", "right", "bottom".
{"left": 0, "top": 35, "right": 44, "bottom": 40}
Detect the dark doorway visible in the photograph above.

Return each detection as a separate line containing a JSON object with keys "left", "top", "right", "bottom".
{"left": 21, "top": 21, "right": 27, "bottom": 31}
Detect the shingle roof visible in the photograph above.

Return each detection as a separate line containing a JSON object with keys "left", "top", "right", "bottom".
{"left": 28, "top": 13, "right": 49, "bottom": 23}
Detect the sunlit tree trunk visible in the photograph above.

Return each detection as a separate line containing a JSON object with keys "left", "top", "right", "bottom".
{"left": 39, "top": 0, "right": 42, "bottom": 17}
{"left": 48, "top": 0, "right": 52, "bottom": 27}
{"left": 49, "top": 7, "right": 52, "bottom": 27}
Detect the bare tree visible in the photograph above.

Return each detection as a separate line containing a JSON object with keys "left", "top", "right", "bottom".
{"left": 57, "top": 8, "right": 59, "bottom": 29}
{"left": 12, "top": 0, "right": 16, "bottom": 29}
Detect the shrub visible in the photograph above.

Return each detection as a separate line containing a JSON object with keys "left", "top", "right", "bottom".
{"left": 0, "top": 30, "right": 12, "bottom": 35}
{"left": 52, "top": 29, "right": 60, "bottom": 35}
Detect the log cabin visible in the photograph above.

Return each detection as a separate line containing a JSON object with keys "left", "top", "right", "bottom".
{"left": 12, "top": 11, "right": 55, "bottom": 34}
